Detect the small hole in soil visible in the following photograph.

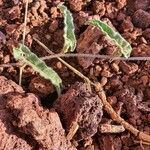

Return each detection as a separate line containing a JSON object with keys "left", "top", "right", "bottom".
{"left": 41, "top": 91, "right": 58, "bottom": 108}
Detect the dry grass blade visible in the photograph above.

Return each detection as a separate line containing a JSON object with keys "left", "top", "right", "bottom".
{"left": 57, "top": 4, "right": 76, "bottom": 53}
{"left": 86, "top": 19, "right": 132, "bottom": 58}
{"left": 134, "top": 140, "right": 150, "bottom": 146}
{"left": 13, "top": 44, "right": 62, "bottom": 96}
{"left": 67, "top": 122, "right": 79, "bottom": 141}
{"left": 41, "top": 53, "right": 150, "bottom": 61}
{"left": 22, "top": 0, "right": 29, "bottom": 45}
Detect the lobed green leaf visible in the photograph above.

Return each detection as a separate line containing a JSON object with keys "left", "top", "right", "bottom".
{"left": 85, "top": 19, "right": 132, "bottom": 58}
{"left": 13, "top": 44, "right": 62, "bottom": 96}
{"left": 58, "top": 4, "right": 76, "bottom": 53}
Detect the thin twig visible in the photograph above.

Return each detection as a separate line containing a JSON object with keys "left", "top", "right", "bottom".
{"left": 67, "top": 122, "right": 79, "bottom": 141}
{"left": 134, "top": 140, "right": 150, "bottom": 146}
{"left": 19, "top": 0, "right": 29, "bottom": 85}
{"left": 22, "top": 0, "right": 29, "bottom": 45}
{"left": 2, "top": 53, "right": 150, "bottom": 68}
{"left": 0, "top": 63, "right": 22, "bottom": 67}
{"left": 140, "top": 141, "right": 145, "bottom": 150}
{"left": 41, "top": 53, "right": 150, "bottom": 61}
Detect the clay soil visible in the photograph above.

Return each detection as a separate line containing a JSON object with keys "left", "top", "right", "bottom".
{"left": 0, "top": 0, "right": 150, "bottom": 150}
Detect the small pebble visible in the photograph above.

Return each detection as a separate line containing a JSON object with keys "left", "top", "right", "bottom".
{"left": 111, "top": 63, "right": 119, "bottom": 72}
{"left": 100, "top": 77, "right": 107, "bottom": 86}
{"left": 45, "top": 34, "right": 51, "bottom": 40}
{"left": 56, "top": 62, "right": 63, "bottom": 69}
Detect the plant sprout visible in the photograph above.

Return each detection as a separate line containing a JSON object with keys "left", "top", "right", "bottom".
{"left": 86, "top": 19, "right": 132, "bottom": 58}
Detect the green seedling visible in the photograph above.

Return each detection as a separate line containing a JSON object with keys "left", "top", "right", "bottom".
{"left": 85, "top": 19, "right": 132, "bottom": 58}
{"left": 13, "top": 44, "right": 62, "bottom": 96}
{"left": 58, "top": 4, "right": 76, "bottom": 53}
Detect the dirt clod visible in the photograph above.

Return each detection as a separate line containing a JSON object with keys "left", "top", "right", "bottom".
{"left": 120, "top": 17, "right": 134, "bottom": 32}
{"left": 7, "top": 93, "right": 76, "bottom": 150}
{"left": 0, "top": 76, "right": 76, "bottom": 149}
{"left": 114, "top": 86, "right": 141, "bottom": 126}
{"left": 127, "top": 0, "right": 150, "bottom": 14}
{"left": 5, "top": 6, "right": 21, "bottom": 20}
{"left": 93, "top": 1, "right": 105, "bottom": 17}
{"left": 28, "top": 0, "right": 49, "bottom": 26}
{"left": 98, "top": 135, "right": 122, "bottom": 150}
{"left": 29, "top": 76, "right": 54, "bottom": 97}
{"left": 77, "top": 26, "right": 103, "bottom": 68}
{"left": 54, "top": 82, "right": 103, "bottom": 141}
{"left": 69, "top": 0, "right": 90, "bottom": 12}
{"left": 132, "top": 9, "right": 150, "bottom": 29}
{"left": 0, "top": 76, "right": 32, "bottom": 149}
{"left": 132, "top": 44, "right": 150, "bottom": 56}
{"left": 143, "top": 28, "right": 150, "bottom": 40}
{"left": 119, "top": 61, "right": 138, "bottom": 74}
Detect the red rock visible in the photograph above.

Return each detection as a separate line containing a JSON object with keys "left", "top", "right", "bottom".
{"left": 7, "top": 93, "right": 76, "bottom": 150}
{"left": 77, "top": 26, "right": 103, "bottom": 68}
{"left": 132, "top": 9, "right": 150, "bottom": 29}
{"left": 68, "top": 0, "right": 90, "bottom": 12}
{"left": 132, "top": 44, "right": 150, "bottom": 57}
{"left": 54, "top": 82, "right": 103, "bottom": 141}
{"left": 119, "top": 61, "right": 138, "bottom": 74}
{"left": 127, "top": 0, "right": 150, "bottom": 14}
{"left": 143, "top": 28, "right": 150, "bottom": 40}
{"left": 0, "top": 76, "right": 31, "bottom": 149}
{"left": 98, "top": 135, "right": 122, "bottom": 150}
{"left": 29, "top": 76, "right": 54, "bottom": 97}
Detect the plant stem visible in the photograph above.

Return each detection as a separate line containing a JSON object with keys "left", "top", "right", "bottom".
{"left": 2, "top": 54, "right": 150, "bottom": 68}
{"left": 22, "top": 0, "right": 29, "bottom": 45}
{"left": 0, "top": 63, "right": 22, "bottom": 67}
{"left": 19, "top": 63, "right": 26, "bottom": 86}
{"left": 41, "top": 53, "right": 150, "bottom": 61}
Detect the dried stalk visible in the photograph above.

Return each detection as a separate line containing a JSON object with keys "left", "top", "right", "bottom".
{"left": 22, "top": 0, "right": 28, "bottom": 45}
{"left": 18, "top": 0, "right": 29, "bottom": 85}
{"left": 134, "top": 140, "right": 150, "bottom": 146}
{"left": 41, "top": 53, "right": 150, "bottom": 61}
{"left": 2, "top": 54, "right": 150, "bottom": 68}
{"left": 0, "top": 62, "right": 22, "bottom": 67}
{"left": 67, "top": 122, "right": 79, "bottom": 140}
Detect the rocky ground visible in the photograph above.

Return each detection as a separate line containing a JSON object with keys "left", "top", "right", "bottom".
{"left": 0, "top": 0, "right": 150, "bottom": 149}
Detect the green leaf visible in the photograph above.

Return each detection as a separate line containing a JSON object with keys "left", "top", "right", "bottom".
{"left": 13, "top": 44, "right": 62, "bottom": 96}
{"left": 58, "top": 4, "right": 76, "bottom": 53}
{"left": 85, "top": 19, "right": 132, "bottom": 58}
